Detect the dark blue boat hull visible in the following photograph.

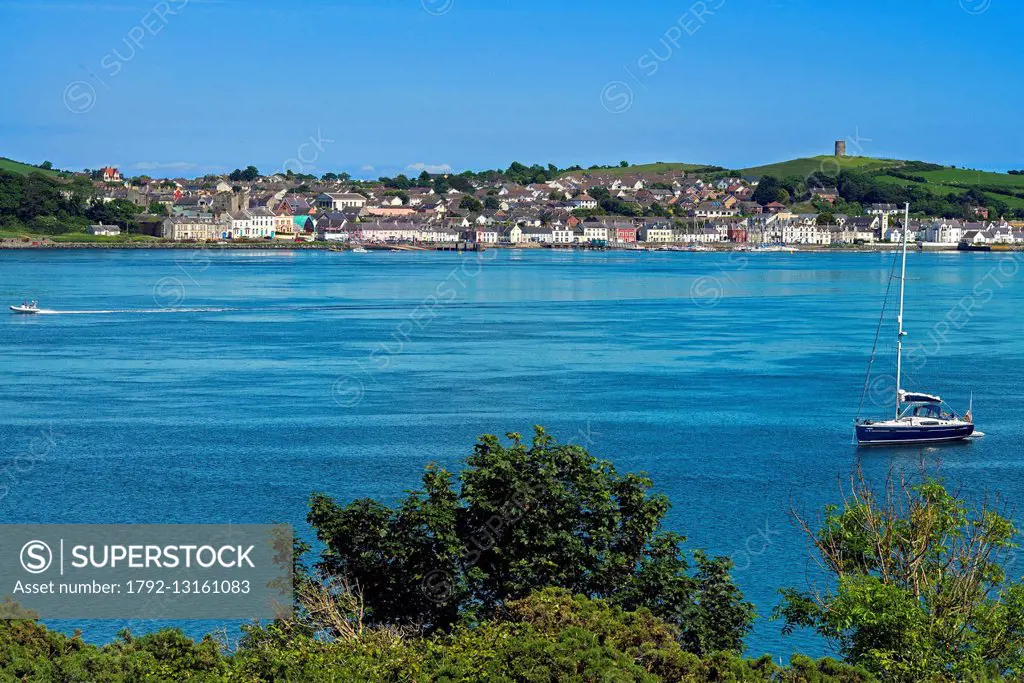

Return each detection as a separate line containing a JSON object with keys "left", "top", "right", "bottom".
{"left": 856, "top": 423, "right": 975, "bottom": 446}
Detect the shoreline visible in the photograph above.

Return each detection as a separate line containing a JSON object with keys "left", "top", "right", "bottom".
{"left": 1, "top": 244, "right": 1018, "bottom": 254}
{"left": 2, "top": 237, "right": 1020, "bottom": 254}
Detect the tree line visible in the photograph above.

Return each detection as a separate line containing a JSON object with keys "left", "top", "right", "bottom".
{"left": 0, "top": 170, "right": 143, "bottom": 235}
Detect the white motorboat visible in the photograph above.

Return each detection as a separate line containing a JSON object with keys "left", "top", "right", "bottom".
{"left": 352, "top": 247, "right": 369, "bottom": 253}
{"left": 10, "top": 301, "right": 40, "bottom": 314}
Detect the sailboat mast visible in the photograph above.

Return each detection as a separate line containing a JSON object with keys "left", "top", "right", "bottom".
{"left": 894, "top": 202, "right": 910, "bottom": 419}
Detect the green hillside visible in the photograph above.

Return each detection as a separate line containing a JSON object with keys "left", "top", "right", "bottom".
{"left": 740, "top": 155, "right": 901, "bottom": 179}
{"left": 0, "top": 157, "right": 63, "bottom": 178}
{"left": 597, "top": 155, "right": 1024, "bottom": 215}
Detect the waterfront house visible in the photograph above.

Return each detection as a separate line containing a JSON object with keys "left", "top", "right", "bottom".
{"left": 691, "top": 225, "right": 726, "bottom": 244}
{"left": 88, "top": 223, "right": 121, "bottom": 236}
{"left": 638, "top": 222, "right": 673, "bottom": 243}
{"left": 500, "top": 225, "right": 524, "bottom": 244}
{"left": 581, "top": 223, "right": 610, "bottom": 242}
{"left": 961, "top": 229, "right": 990, "bottom": 245}
{"left": 521, "top": 225, "right": 555, "bottom": 244}
{"left": 419, "top": 225, "right": 460, "bottom": 243}
{"left": 355, "top": 221, "right": 421, "bottom": 243}
{"left": 727, "top": 225, "right": 748, "bottom": 243}
{"left": 552, "top": 224, "right": 575, "bottom": 244}
{"left": 923, "top": 219, "right": 964, "bottom": 245}
{"left": 161, "top": 216, "right": 225, "bottom": 241}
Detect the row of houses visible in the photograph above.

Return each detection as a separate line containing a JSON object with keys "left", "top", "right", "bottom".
{"left": 159, "top": 207, "right": 1024, "bottom": 247}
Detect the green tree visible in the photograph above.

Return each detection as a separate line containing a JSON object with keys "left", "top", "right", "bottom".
{"left": 620, "top": 160, "right": 630, "bottom": 168}
{"left": 459, "top": 195, "right": 483, "bottom": 213}
{"left": 484, "top": 196, "right": 501, "bottom": 211}
{"left": 752, "top": 176, "right": 788, "bottom": 206}
{"left": 229, "top": 165, "right": 260, "bottom": 183}
{"left": 87, "top": 199, "right": 141, "bottom": 230}
{"left": 147, "top": 201, "right": 169, "bottom": 217}
{"left": 306, "top": 427, "right": 755, "bottom": 654}
{"left": 449, "top": 175, "right": 475, "bottom": 194}
{"left": 776, "top": 468, "right": 1024, "bottom": 682}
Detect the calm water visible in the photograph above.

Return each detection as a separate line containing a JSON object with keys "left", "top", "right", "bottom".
{"left": 1, "top": 248, "right": 1022, "bottom": 659}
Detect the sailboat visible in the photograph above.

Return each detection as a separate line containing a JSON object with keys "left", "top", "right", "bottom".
{"left": 855, "top": 204, "right": 976, "bottom": 446}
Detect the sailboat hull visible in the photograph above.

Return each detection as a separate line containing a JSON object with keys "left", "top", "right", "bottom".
{"left": 856, "top": 422, "right": 975, "bottom": 446}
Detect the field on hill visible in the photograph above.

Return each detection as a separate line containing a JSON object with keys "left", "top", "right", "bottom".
{"left": 0, "top": 157, "right": 63, "bottom": 178}
{"left": 914, "top": 167, "right": 1024, "bottom": 191}
{"left": 874, "top": 174, "right": 1024, "bottom": 209}
{"left": 740, "top": 155, "right": 900, "bottom": 179}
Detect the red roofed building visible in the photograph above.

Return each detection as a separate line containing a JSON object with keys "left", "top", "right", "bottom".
{"left": 101, "top": 167, "right": 121, "bottom": 182}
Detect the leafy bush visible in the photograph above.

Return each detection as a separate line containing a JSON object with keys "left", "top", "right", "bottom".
{"left": 776, "top": 469, "right": 1024, "bottom": 682}
{"left": 305, "top": 427, "right": 755, "bottom": 654}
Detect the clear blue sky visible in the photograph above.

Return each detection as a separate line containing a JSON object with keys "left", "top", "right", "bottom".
{"left": 0, "top": 0, "right": 1020, "bottom": 177}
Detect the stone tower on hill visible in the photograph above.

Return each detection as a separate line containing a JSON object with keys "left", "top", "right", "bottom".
{"left": 835, "top": 140, "right": 847, "bottom": 157}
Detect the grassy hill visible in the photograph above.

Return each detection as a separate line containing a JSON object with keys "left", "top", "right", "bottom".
{"left": 0, "top": 157, "right": 64, "bottom": 178}
{"left": 594, "top": 155, "right": 1024, "bottom": 213}
{"left": 740, "top": 155, "right": 901, "bottom": 179}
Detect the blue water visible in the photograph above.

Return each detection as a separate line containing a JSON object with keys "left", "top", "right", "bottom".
{"left": 1, "top": 248, "right": 1022, "bottom": 659}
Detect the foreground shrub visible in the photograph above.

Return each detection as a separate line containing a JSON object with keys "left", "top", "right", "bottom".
{"left": 776, "top": 468, "right": 1024, "bottom": 682}
{"left": 306, "top": 427, "right": 755, "bottom": 655}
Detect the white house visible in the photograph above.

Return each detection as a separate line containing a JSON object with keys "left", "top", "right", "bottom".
{"left": 638, "top": 224, "right": 673, "bottom": 243}
{"left": 552, "top": 225, "right": 575, "bottom": 244}
{"left": 316, "top": 192, "right": 367, "bottom": 210}
{"left": 782, "top": 221, "right": 825, "bottom": 245}
{"left": 582, "top": 224, "right": 610, "bottom": 242}
{"left": 570, "top": 194, "right": 598, "bottom": 210}
{"left": 691, "top": 226, "right": 726, "bottom": 243}
{"left": 419, "top": 226, "right": 460, "bottom": 243}
{"left": 500, "top": 225, "right": 524, "bottom": 244}
{"left": 923, "top": 219, "right": 964, "bottom": 245}
{"left": 356, "top": 222, "right": 421, "bottom": 242}
{"left": 521, "top": 226, "right": 554, "bottom": 243}
{"left": 161, "top": 217, "right": 225, "bottom": 241}
{"left": 87, "top": 223, "right": 121, "bottom": 236}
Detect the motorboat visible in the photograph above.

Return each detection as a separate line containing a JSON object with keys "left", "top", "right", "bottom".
{"left": 10, "top": 301, "right": 40, "bottom": 314}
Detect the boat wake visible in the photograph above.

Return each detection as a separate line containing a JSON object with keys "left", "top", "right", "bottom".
{"left": 19, "top": 302, "right": 482, "bottom": 317}
{"left": 35, "top": 307, "right": 238, "bottom": 315}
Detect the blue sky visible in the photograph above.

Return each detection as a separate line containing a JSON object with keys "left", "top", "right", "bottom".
{"left": 0, "top": 0, "right": 1019, "bottom": 177}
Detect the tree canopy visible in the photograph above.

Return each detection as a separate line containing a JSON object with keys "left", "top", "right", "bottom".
{"left": 305, "top": 427, "right": 755, "bottom": 656}
{"left": 776, "top": 468, "right": 1024, "bottom": 682}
